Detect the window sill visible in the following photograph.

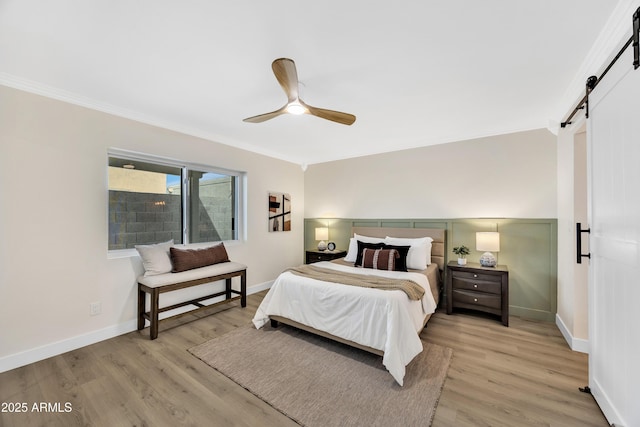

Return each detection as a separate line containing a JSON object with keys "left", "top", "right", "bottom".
{"left": 107, "top": 240, "right": 242, "bottom": 260}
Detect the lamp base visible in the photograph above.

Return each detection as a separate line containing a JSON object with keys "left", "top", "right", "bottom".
{"left": 317, "top": 241, "right": 327, "bottom": 251}
{"left": 479, "top": 252, "right": 496, "bottom": 267}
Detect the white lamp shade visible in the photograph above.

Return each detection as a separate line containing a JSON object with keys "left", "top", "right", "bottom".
{"left": 476, "top": 232, "right": 500, "bottom": 252}
{"left": 315, "top": 227, "right": 329, "bottom": 241}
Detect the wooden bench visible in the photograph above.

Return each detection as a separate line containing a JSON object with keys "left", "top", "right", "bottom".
{"left": 137, "top": 261, "right": 247, "bottom": 339}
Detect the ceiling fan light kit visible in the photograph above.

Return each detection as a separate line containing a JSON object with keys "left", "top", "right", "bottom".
{"left": 286, "top": 102, "right": 306, "bottom": 115}
{"left": 243, "top": 58, "right": 356, "bottom": 126}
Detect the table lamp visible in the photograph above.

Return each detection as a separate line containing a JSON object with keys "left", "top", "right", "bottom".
{"left": 315, "top": 227, "right": 329, "bottom": 251}
{"left": 476, "top": 232, "right": 500, "bottom": 267}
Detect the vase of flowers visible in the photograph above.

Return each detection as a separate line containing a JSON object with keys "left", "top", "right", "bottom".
{"left": 452, "top": 245, "right": 470, "bottom": 265}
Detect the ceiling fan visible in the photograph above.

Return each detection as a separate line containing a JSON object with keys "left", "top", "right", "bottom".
{"left": 243, "top": 58, "right": 356, "bottom": 126}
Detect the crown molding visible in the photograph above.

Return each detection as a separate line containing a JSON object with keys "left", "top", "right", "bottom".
{"left": 0, "top": 72, "right": 303, "bottom": 166}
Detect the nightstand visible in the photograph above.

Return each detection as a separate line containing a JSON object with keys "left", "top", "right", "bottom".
{"left": 305, "top": 250, "right": 347, "bottom": 264}
{"left": 446, "top": 261, "right": 509, "bottom": 326}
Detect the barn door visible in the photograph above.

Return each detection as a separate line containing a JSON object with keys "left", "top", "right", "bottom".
{"left": 587, "top": 46, "right": 640, "bottom": 426}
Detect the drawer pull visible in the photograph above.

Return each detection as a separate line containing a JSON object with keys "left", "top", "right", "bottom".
{"left": 473, "top": 274, "right": 478, "bottom": 278}
{"left": 474, "top": 298, "right": 478, "bottom": 302}
{"left": 473, "top": 284, "right": 478, "bottom": 288}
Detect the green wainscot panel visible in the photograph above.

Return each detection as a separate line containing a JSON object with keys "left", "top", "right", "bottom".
{"left": 304, "top": 217, "right": 557, "bottom": 322}
{"left": 499, "top": 221, "right": 557, "bottom": 321}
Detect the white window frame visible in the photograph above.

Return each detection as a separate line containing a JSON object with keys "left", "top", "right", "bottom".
{"left": 107, "top": 148, "right": 245, "bottom": 256}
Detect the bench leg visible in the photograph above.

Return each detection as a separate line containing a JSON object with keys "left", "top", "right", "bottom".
{"left": 150, "top": 289, "right": 160, "bottom": 340}
{"left": 241, "top": 271, "right": 247, "bottom": 307}
{"left": 225, "top": 278, "right": 232, "bottom": 300}
{"left": 137, "top": 285, "right": 146, "bottom": 330}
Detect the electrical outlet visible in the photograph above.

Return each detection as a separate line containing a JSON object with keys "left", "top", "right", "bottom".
{"left": 89, "top": 302, "right": 101, "bottom": 316}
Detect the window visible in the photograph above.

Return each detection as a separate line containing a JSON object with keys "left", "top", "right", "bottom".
{"left": 108, "top": 151, "right": 242, "bottom": 251}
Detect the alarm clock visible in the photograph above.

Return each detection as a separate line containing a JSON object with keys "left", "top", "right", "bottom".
{"left": 327, "top": 242, "right": 336, "bottom": 251}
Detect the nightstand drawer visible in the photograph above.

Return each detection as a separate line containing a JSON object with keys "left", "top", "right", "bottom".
{"left": 452, "top": 276, "right": 502, "bottom": 295}
{"left": 452, "top": 289, "right": 501, "bottom": 310}
{"left": 453, "top": 270, "right": 501, "bottom": 283}
{"left": 309, "top": 253, "right": 332, "bottom": 262}
{"left": 305, "top": 250, "right": 346, "bottom": 264}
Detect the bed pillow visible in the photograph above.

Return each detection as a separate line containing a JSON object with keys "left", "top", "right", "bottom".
{"left": 381, "top": 244, "right": 411, "bottom": 272}
{"left": 135, "top": 240, "right": 174, "bottom": 276}
{"left": 354, "top": 240, "right": 386, "bottom": 267}
{"left": 345, "top": 234, "right": 386, "bottom": 262}
{"left": 361, "top": 248, "right": 399, "bottom": 271}
{"left": 170, "top": 243, "right": 230, "bottom": 273}
{"left": 355, "top": 233, "right": 386, "bottom": 244}
{"left": 344, "top": 238, "right": 358, "bottom": 262}
{"left": 384, "top": 236, "right": 433, "bottom": 270}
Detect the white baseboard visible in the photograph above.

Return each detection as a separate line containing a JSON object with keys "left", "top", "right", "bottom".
{"left": 248, "top": 280, "right": 274, "bottom": 294}
{"left": 0, "top": 281, "right": 274, "bottom": 374}
{"left": 590, "top": 376, "right": 625, "bottom": 426}
{"left": 555, "top": 314, "right": 589, "bottom": 354}
{"left": 0, "top": 320, "right": 138, "bottom": 374}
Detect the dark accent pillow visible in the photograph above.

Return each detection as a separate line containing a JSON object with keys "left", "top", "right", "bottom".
{"left": 354, "top": 241, "right": 386, "bottom": 267}
{"left": 362, "top": 248, "right": 399, "bottom": 270}
{"left": 170, "top": 243, "right": 230, "bottom": 273}
{"left": 382, "top": 244, "right": 411, "bottom": 272}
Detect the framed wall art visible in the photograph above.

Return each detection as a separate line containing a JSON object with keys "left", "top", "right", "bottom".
{"left": 269, "top": 192, "right": 291, "bottom": 232}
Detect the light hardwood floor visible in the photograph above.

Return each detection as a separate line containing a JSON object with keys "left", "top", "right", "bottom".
{"left": 1, "top": 291, "right": 608, "bottom": 427}
{"left": 423, "top": 312, "right": 607, "bottom": 427}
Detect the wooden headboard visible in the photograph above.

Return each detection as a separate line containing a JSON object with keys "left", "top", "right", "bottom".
{"left": 352, "top": 227, "right": 446, "bottom": 271}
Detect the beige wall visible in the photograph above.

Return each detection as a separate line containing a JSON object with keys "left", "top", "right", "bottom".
{"left": 573, "top": 133, "right": 588, "bottom": 339}
{"left": 556, "top": 126, "right": 589, "bottom": 352}
{"left": 0, "top": 85, "right": 304, "bottom": 370}
{"left": 305, "top": 128, "right": 557, "bottom": 219}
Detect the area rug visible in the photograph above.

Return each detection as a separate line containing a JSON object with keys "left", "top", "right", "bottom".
{"left": 189, "top": 324, "right": 452, "bottom": 427}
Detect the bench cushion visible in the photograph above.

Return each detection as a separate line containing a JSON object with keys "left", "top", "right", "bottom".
{"left": 138, "top": 261, "right": 247, "bottom": 288}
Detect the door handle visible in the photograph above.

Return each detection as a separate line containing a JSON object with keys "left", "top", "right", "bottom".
{"left": 577, "top": 222, "right": 591, "bottom": 264}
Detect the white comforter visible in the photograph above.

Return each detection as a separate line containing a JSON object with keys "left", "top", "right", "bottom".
{"left": 252, "top": 261, "right": 437, "bottom": 386}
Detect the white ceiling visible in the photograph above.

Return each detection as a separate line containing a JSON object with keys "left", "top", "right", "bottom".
{"left": 0, "top": 1, "right": 620, "bottom": 166}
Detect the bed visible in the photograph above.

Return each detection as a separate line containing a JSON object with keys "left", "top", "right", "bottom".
{"left": 252, "top": 227, "right": 445, "bottom": 385}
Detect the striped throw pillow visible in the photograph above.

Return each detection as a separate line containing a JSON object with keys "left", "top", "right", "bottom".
{"left": 361, "top": 248, "right": 399, "bottom": 271}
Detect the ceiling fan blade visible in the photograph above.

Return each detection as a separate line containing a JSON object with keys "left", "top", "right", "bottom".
{"left": 243, "top": 106, "right": 287, "bottom": 123}
{"left": 272, "top": 58, "right": 299, "bottom": 102}
{"left": 304, "top": 103, "right": 356, "bottom": 126}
